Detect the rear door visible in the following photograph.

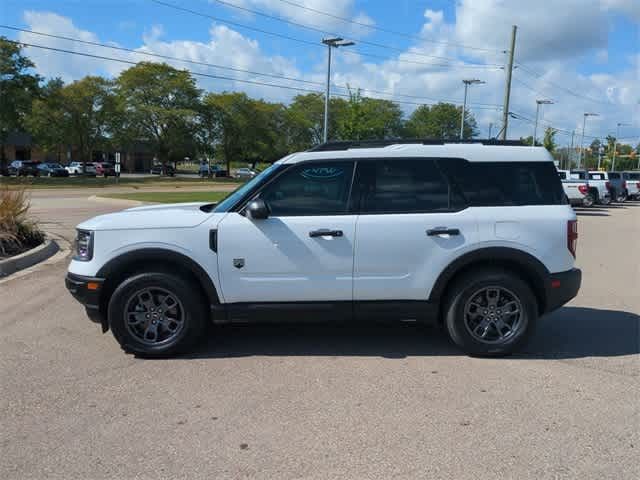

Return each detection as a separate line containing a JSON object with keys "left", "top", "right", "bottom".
{"left": 352, "top": 158, "right": 478, "bottom": 302}
{"left": 217, "top": 161, "right": 357, "bottom": 304}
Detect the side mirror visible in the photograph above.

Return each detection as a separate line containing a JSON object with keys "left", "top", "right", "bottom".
{"left": 246, "top": 198, "right": 269, "bottom": 220}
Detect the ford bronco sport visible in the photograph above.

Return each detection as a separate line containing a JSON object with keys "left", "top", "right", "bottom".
{"left": 66, "top": 140, "right": 581, "bottom": 357}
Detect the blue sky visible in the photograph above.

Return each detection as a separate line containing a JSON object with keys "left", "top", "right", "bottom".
{"left": 1, "top": 0, "right": 638, "bottom": 143}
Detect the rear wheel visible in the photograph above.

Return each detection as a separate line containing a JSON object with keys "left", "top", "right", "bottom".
{"left": 600, "top": 193, "right": 611, "bottom": 205}
{"left": 108, "top": 272, "right": 208, "bottom": 357}
{"left": 582, "top": 193, "right": 595, "bottom": 207}
{"left": 443, "top": 269, "right": 537, "bottom": 356}
{"left": 616, "top": 190, "right": 627, "bottom": 203}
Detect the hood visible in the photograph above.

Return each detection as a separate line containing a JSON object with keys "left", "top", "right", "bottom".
{"left": 77, "top": 202, "right": 221, "bottom": 231}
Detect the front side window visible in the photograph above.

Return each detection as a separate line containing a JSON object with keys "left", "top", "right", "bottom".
{"left": 259, "top": 162, "right": 354, "bottom": 216}
{"left": 214, "top": 163, "right": 281, "bottom": 213}
{"left": 353, "top": 159, "right": 458, "bottom": 214}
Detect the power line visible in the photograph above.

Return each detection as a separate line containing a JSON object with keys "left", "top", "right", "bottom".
{"left": 8, "top": 40, "right": 501, "bottom": 110}
{"left": 2, "top": 26, "right": 501, "bottom": 109}
{"left": 150, "top": 0, "right": 502, "bottom": 70}
{"left": 210, "top": 0, "right": 502, "bottom": 64}
{"left": 515, "top": 62, "right": 612, "bottom": 106}
{"left": 272, "top": 0, "right": 502, "bottom": 54}
{"left": 511, "top": 76, "right": 556, "bottom": 102}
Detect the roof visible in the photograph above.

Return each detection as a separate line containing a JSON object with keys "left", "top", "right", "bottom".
{"left": 279, "top": 141, "right": 553, "bottom": 165}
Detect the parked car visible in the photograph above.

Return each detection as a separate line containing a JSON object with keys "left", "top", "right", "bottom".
{"left": 150, "top": 164, "right": 175, "bottom": 176}
{"left": 198, "top": 163, "right": 228, "bottom": 178}
{"left": 569, "top": 170, "right": 611, "bottom": 205}
{"left": 66, "top": 140, "right": 581, "bottom": 358}
{"left": 66, "top": 162, "right": 97, "bottom": 176}
{"left": 621, "top": 171, "right": 640, "bottom": 200}
{"left": 604, "top": 172, "right": 627, "bottom": 203}
{"left": 8, "top": 160, "right": 40, "bottom": 177}
{"left": 558, "top": 170, "right": 592, "bottom": 207}
{"left": 37, "top": 162, "right": 70, "bottom": 177}
{"left": 94, "top": 162, "right": 116, "bottom": 177}
{"left": 232, "top": 167, "right": 257, "bottom": 179}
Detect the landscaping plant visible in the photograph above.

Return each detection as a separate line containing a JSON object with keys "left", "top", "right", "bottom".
{"left": 0, "top": 185, "right": 44, "bottom": 258}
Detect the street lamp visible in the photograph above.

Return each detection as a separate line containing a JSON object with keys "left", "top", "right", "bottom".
{"left": 578, "top": 113, "right": 599, "bottom": 168}
{"left": 460, "top": 79, "right": 485, "bottom": 140}
{"left": 322, "top": 37, "right": 355, "bottom": 143}
{"left": 533, "top": 99, "right": 554, "bottom": 146}
{"left": 612, "top": 122, "right": 631, "bottom": 171}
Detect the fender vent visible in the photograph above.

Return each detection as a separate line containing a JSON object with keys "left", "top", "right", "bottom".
{"left": 209, "top": 229, "right": 217, "bottom": 253}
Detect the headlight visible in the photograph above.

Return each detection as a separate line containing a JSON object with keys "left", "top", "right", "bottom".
{"left": 74, "top": 230, "right": 94, "bottom": 261}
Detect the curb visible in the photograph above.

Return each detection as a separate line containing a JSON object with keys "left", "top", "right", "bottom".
{"left": 88, "top": 195, "right": 147, "bottom": 206}
{"left": 0, "top": 237, "right": 60, "bottom": 277}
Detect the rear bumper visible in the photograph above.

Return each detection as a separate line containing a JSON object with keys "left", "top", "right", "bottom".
{"left": 65, "top": 273, "right": 108, "bottom": 330}
{"left": 544, "top": 268, "right": 581, "bottom": 313}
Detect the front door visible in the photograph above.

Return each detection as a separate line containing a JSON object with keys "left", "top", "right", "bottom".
{"left": 217, "top": 161, "right": 356, "bottom": 305}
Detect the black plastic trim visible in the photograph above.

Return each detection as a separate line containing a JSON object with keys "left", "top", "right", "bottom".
{"left": 545, "top": 268, "right": 581, "bottom": 313}
{"left": 65, "top": 273, "right": 107, "bottom": 330}
{"left": 307, "top": 139, "right": 526, "bottom": 151}
{"left": 209, "top": 229, "right": 218, "bottom": 253}
{"left": 96, "top": 248, "right": 220, "bottom": 305}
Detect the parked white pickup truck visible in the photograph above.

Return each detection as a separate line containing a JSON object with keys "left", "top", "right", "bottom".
{"left": 558, "top": 170, "right": 592, "bottom": 207}
{"left": 622, "top": 171, "right": 640, "bottom": 200}
{"left": 569, "top": 170, "right": 611, "bottom": 205}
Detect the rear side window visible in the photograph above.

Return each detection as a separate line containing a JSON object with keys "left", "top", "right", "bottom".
{"left": 624, "top": 172, "right": 640, "bottom": 180}
{"left": 260, "top": 161, "right": 354, "bottom": 216}
{"left": 438, "top": 159, "right": 566, "bottom": 206}
{"left": 589, "top": 173, "right": 605, "bottom": 180}
{"left": 352, "top": 159, "right": 463, "bottom": 213}
{"left": 607, "top": 172, "right": 620, "bottom": 179}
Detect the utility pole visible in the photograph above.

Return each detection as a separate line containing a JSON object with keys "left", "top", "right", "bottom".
{"left": 569, "top": 130, "right": 575, "bottom": 169}
{"left": 322, "top": 37, "right": 354, "bottom": 143}
{"left": 500, "top": 25, "right": 517, "bottom": 140}
{"left": 578, "top": 112, "right": 598, "bottom": 168}
{"left": 460, "top": 79, "right": 485, "bottom": 140}
{"left": 533, "top": 99, "right": 553, "bottom": 146}
{"left": 612, "top": 122, "right": 631, "bottom": 171}
{"left": 488, "top": 122, "right": 493, "bottom": 139}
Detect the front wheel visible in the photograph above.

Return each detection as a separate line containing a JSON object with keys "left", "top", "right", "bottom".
{"left": 443, "top": 269, "right": 538, "bottom": 356}
{"left": 108, "top": 272, "right": 208, "bottom": 357}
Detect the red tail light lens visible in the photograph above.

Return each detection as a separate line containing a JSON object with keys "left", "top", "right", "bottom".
{"left": 636, "top": 182, "right": 640, "bottom": 189}
{"left": 605, "top": 181, "right": 611, "bottom": 190}
{"left": 567, "top": 220, "right": 578, "bottom": 258}
{"left": 578, "top": 184, "right": 589, "bottom": 195}
{"left": 622, "top": 180, "right": 626, "bottom": 189}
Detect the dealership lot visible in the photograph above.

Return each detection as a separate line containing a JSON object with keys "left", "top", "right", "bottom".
{"left": 1, "top": 193, "right": 638, "bottom": 479}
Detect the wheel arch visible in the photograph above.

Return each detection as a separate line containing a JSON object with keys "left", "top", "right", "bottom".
{"left": 428, "top": 247, "right": 550, "bottom": 318}
{"left": 97, "top": 248, "right": 219, "bottom": 319}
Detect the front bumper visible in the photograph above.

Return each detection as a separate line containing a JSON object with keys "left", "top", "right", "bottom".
{"left": 544, "top": 268, "right": 582, "bottom": 313}
{"left": 65, "top": 273, "right": 107, "bottom": 331}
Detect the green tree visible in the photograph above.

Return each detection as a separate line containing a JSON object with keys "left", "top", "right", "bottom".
{"left": 543, "top": 127, "right": 557, "bottom": 153}
{"left": 605, "top": 134, "right": 616, "bottom": 157}
{"left": 403, "top": 102, "right": 477, "bottom": 139}
{"left": 0, "top": 38, "right": 41, "bottom": 169}
{"left": 284, "top": 93, "right": 348, "bottom": 149}
{"left": 115, "top": 62, "right": 201, "bottom": 165}
{"left": 24, "top": 78, "right": 66, "bottom": 161}
{"left": 334, "top": 89, "right": 403, "bottom": 141}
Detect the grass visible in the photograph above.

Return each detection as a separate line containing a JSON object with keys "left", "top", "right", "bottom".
{"left": 0, "top": 175, "right": 242, "bottom": 189}
{"left": 101, "top": 191, "right": 230, "bottom": 204}
{"left": 0, "top": 186, "right": 44, "bottom": 258}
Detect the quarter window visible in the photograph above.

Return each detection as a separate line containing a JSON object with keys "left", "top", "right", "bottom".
{"left": 260, "top": 162, "right": 354, "bottom": 216}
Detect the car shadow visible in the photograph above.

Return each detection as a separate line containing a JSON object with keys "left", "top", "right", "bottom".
{"left": 574, "top": 210, "right": 609, "bottom": 217}
{"left": 180, "top": 306, "right": 638, "bottom": 360}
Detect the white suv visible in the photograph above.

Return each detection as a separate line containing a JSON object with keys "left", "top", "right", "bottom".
{"left": 66, "top": 140, "right": 581, "bottom": 357}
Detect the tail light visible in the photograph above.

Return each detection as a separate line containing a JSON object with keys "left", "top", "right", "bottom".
{"left": 636, "top": 182, "right": 640, "bottom": 190}
{"left": 578, "top": 184, "right": 589, "bottom": 195}
{"left": 567, "top": 220, "right": 578, "bottom": 258}
{"left": 622, "top": 180, "right": 626, "bottom": 189}
{"left": 605, "top": 181, "right": 611, "bottom": 190}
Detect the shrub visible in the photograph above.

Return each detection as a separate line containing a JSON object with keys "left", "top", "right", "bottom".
{"left": 0, "top": 186, "right": 44, "bottom": 257}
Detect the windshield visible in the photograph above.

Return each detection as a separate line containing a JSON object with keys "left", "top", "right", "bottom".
{"left": 214, "top": 163, "right": 281, "bottom": 213}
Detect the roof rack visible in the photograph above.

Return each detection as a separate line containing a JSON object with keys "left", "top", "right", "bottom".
{"left": 307, "top": 138, "right": 527, "bottom": 151}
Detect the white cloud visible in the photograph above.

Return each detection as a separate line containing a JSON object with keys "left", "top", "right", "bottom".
{"left": 16, "top": 5, "right": 640, "bottom": 143}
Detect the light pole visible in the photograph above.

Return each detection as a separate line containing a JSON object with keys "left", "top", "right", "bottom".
{"left": 578, "top": 113, "right": 599, "bottom": 168}
{"left": 322, "top": 37, "right": 354, "bottom": 143}
{"left": 533, "top": 99, "right": 553, "bottom": 146}
{"left": 612, "top": 122, "right": 631, "bottom": 171}
{"left": 488, "top": 122, "right": 493, "bottom": 139}
{"left": 460, "top": 79, "right": 485, "bottom": 140}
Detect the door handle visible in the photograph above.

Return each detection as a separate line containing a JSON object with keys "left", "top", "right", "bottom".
{"left": 426, "top": 227, "right": 460, "bottom": 236}
{"left": 309, "top": 229, "right": 343, "bottom": 238}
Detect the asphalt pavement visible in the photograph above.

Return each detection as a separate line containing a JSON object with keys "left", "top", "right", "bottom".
{"left": 1, "top": 192, "right": 638, "bottom": 480}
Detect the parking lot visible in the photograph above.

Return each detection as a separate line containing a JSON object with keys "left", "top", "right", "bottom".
{"left": 1, "top": 193, "right": 638, "bottom": 479}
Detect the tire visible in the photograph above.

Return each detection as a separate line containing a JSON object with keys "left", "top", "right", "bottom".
{"left": 443, "top": 269, "right": 538, "bottom": 356}
{"left": 600, "top": 193, "right": 611, "bottom": 205}
{"left": 108, "top": 272, "right": 208, "bottom": 357}
{"left": 582, "top": 193, "right": 595, "bottom": 207}
{"left": 616, "top": 190, "right": 627, "bottom": 203}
